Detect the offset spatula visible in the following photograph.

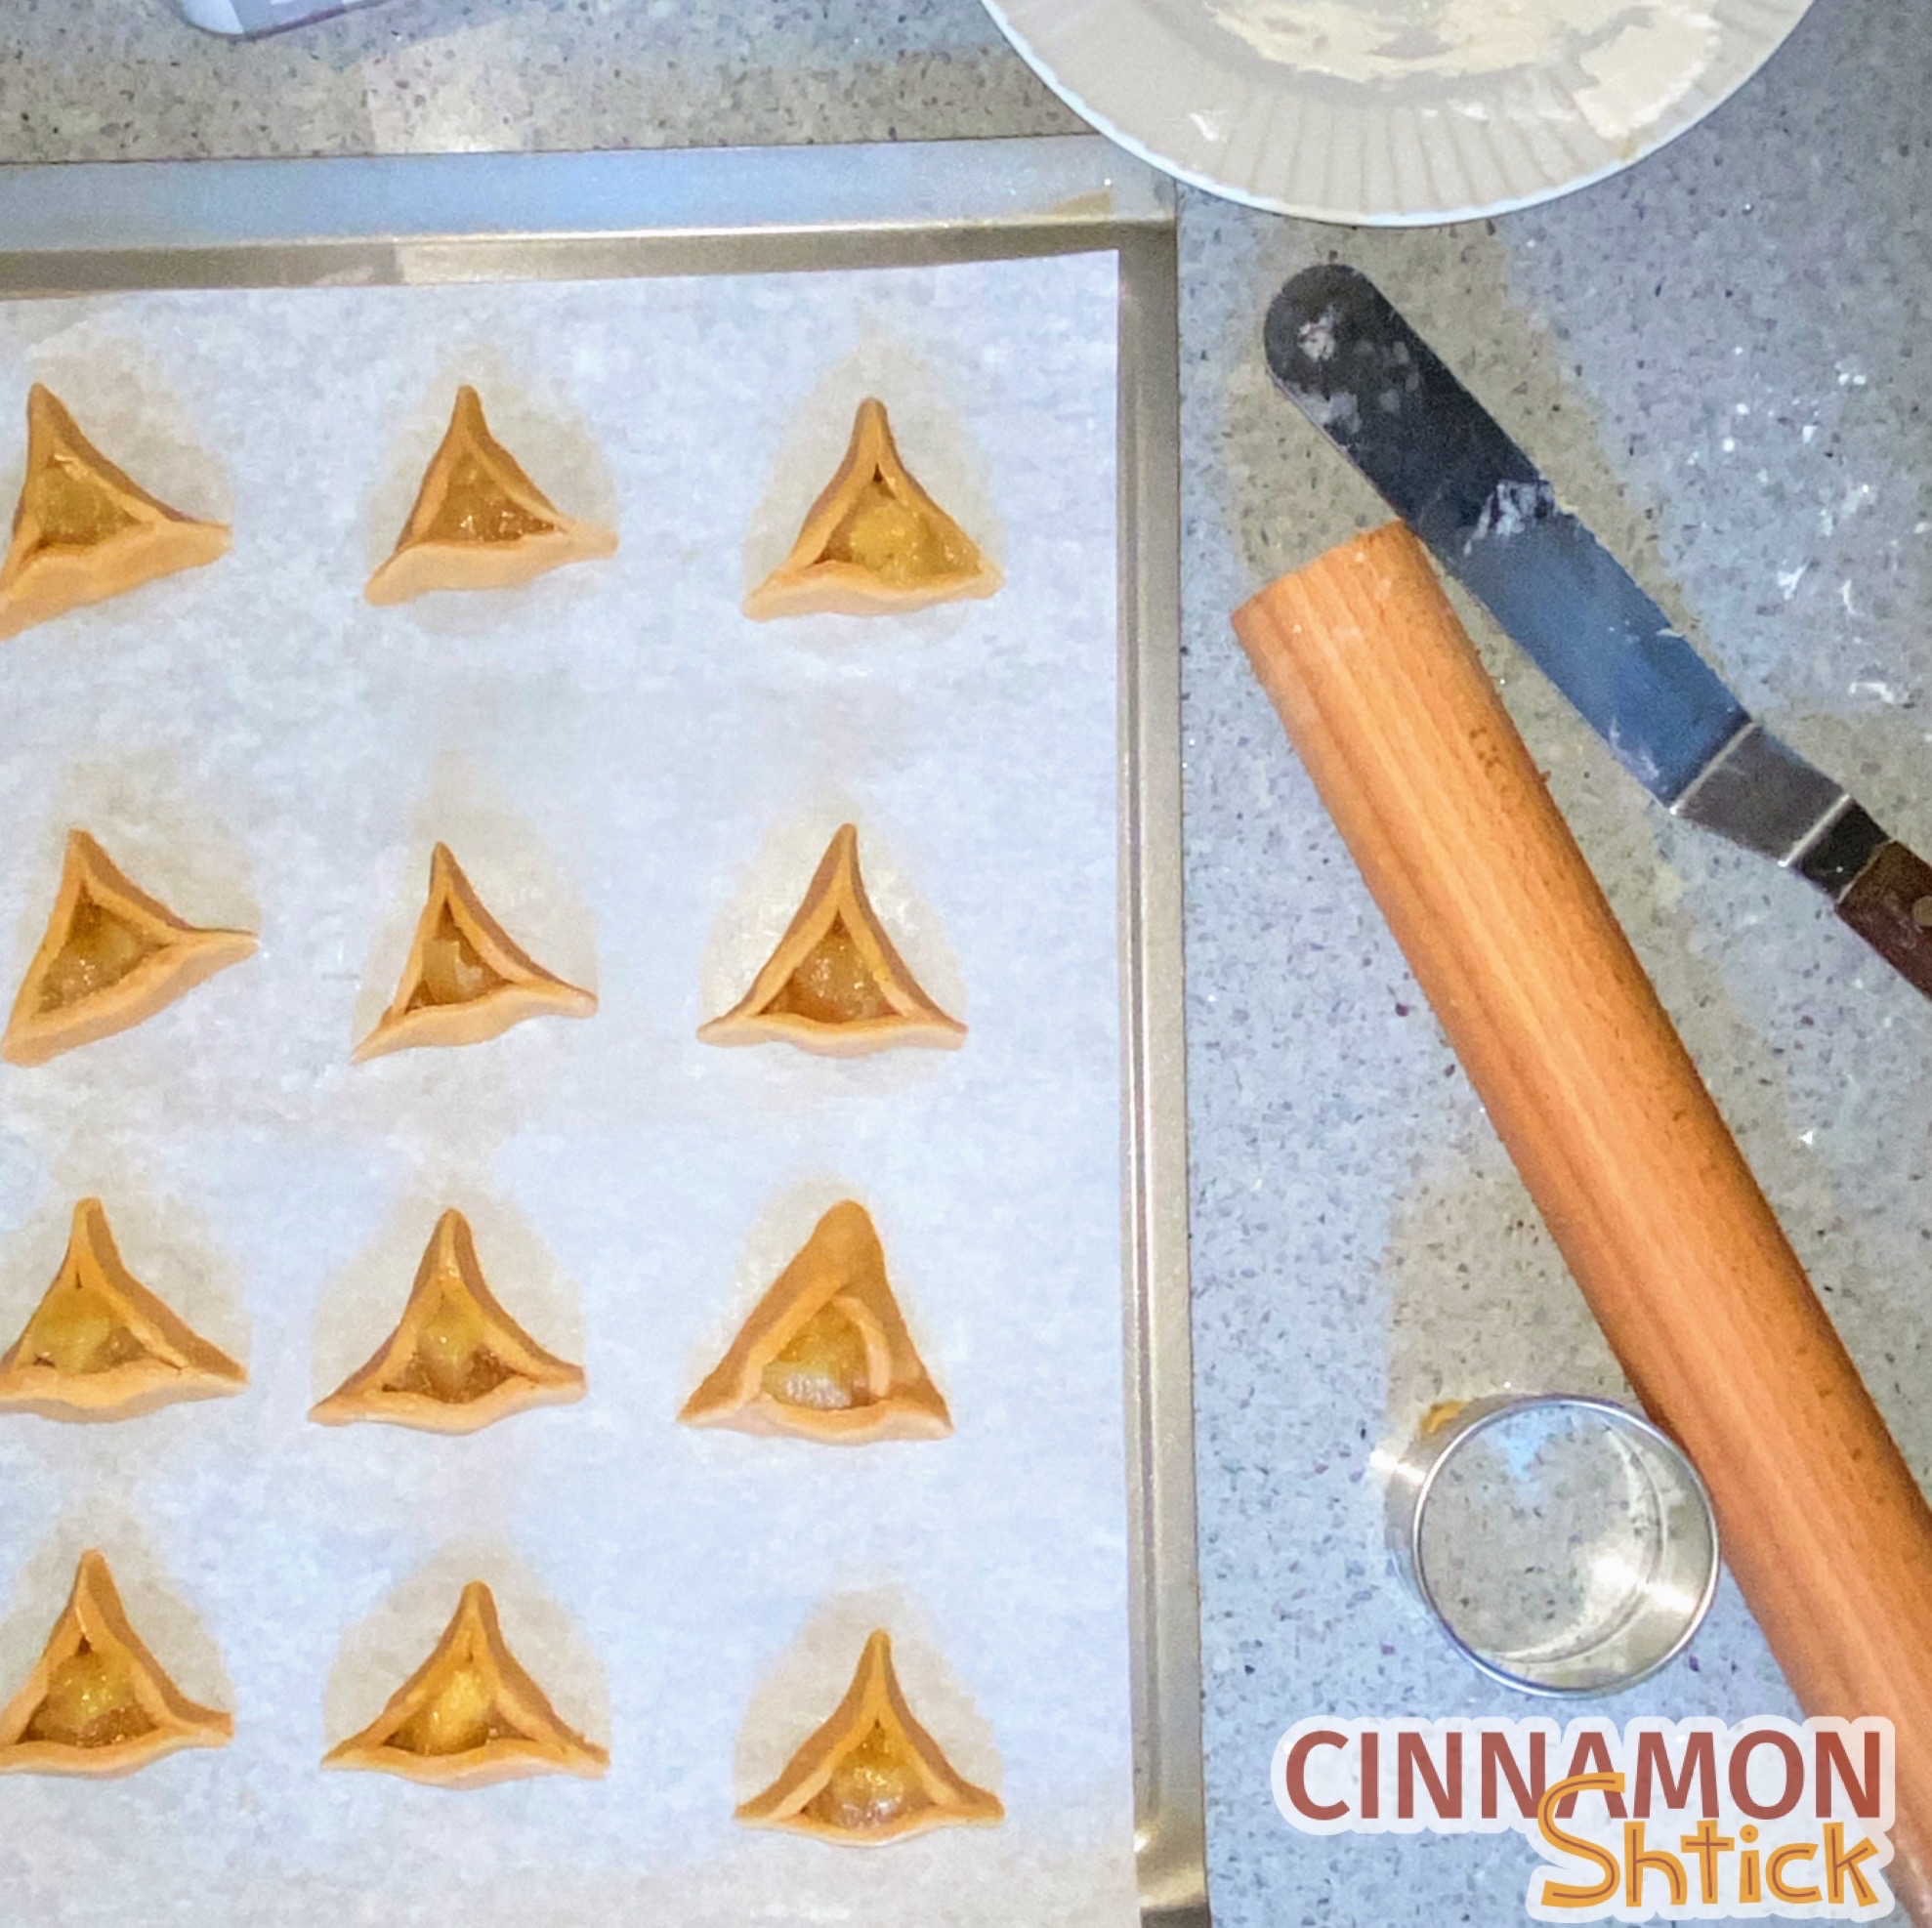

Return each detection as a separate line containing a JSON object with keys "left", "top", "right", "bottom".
{"left": 1266, "top": 263, "right": 1932, "bottom": 1004}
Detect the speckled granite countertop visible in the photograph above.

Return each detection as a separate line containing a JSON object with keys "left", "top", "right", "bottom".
{"left": 4, "top": 3, "right": 1928, "bottom": 1922}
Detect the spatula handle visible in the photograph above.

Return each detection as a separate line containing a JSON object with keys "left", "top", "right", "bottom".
{"left": 1233, "top": 524, "right": 1932, "bottom": 1914}
{"left": 1836, "top": 835, "right": 1932, "bottom": 1000}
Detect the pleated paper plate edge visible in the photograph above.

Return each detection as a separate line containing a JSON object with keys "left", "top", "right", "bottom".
{"left": 981, "top": 0, "right": 1817, "bottom": 225}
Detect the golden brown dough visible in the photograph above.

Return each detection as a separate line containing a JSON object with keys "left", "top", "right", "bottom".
{"left": 311, "top": 1208, "right": 584, "bottom": 1435}
{"left": 355, "top": 842, "right": 595, "bottom": 1061}
{"left": 744, "top": 398, "right": 999, "bottom": 618}
{"left": 681, "top": 1200, "right": 949, "bottom": 1444}
{"left": 697, "top": 824, "right": 964, "bottom": 1057}
{"left": 736, "top": 1629, "right": 1002, "bottom": 1844}
{"left": 1, "top": 829, "right": 257, "bottom": 1068}
{"left": 0, "top": 385, "right": 230, "bottom": 642}
{"left": 0, "top": 1550, "right": 231, "bottom": 1778}
{"left": 365, "top": 386, "right": 616, "bottom": 605}
{"left": 0, "top": 1198, "right": 245, "bottom": 1422}
{"left": 323, "top": 1581, "right": 608, "bottom": 1789}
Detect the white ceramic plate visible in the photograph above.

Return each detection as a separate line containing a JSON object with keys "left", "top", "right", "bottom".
{"left": 981, "top": 0, "right": 1816, "bottom": 224}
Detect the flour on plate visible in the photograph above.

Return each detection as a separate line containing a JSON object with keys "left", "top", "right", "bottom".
{"left": 1204, "top": 0, "right": 1719, "bottom": 141}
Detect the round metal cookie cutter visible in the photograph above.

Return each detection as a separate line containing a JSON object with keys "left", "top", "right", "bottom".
{"left": 1386, "top": 1394, "right": 1721, "bottom": 1696}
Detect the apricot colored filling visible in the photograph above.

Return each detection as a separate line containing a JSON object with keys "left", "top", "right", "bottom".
{"left": 762, "top": 1299, "right": 874, "bottom": 1411}
{"left": 406, "top": 909, "right": 508, "bottom": 1012}
{"left": 387, "top": 1295, "right": 515, "bottom": 1404}
{"left": 35, "top": 893, "right": 162, "bottom": 1014}
{"left": 387, "top": 1662, "right": 517, "bottom": 1757}
{"left": 22, "top": 1280, "right": 149, "bottom": 1376}
{"left": 766, "top": 919, "right": 890, "bottom": 1025}
{"left": 820, "top": 475, "right": 972, "bottom": 587}
{"left": 21, "top": 1641, "right": 156, "bottom": 1749}
{"left": 421, "top": 458, "right": 557, "bottom": 546}
{"left": 801, "top": 1723, "right": 932, "bottom": 1832}
{"left": 22, "top": 458, "right": 138, "bottom": 553}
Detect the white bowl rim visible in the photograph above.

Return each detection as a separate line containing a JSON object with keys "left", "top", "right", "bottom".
{"left": 980, "top": 0, "right": 1820, "bottom": 226}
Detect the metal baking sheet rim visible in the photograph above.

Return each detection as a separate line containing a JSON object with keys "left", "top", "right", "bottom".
{"left": 0, "top": 136, "right": 1206, "bottom": 1928}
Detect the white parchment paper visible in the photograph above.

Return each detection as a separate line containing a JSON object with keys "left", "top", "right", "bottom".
{"left": 0, "top": 253, "right": 1134, "bottom": 1926}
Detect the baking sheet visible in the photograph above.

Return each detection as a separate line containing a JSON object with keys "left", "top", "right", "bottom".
{"left": 0, "top": 251, "right": 1137, "bottom": 1924}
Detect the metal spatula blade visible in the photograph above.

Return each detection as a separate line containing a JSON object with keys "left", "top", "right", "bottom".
{"left": 1266, "top": 262, "right": 1932, "bottom": 1004}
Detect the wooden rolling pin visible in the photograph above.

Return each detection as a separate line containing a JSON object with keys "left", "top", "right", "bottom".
{"left": 1234, "top": 523, "right": 1932, "bottom": 1912}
